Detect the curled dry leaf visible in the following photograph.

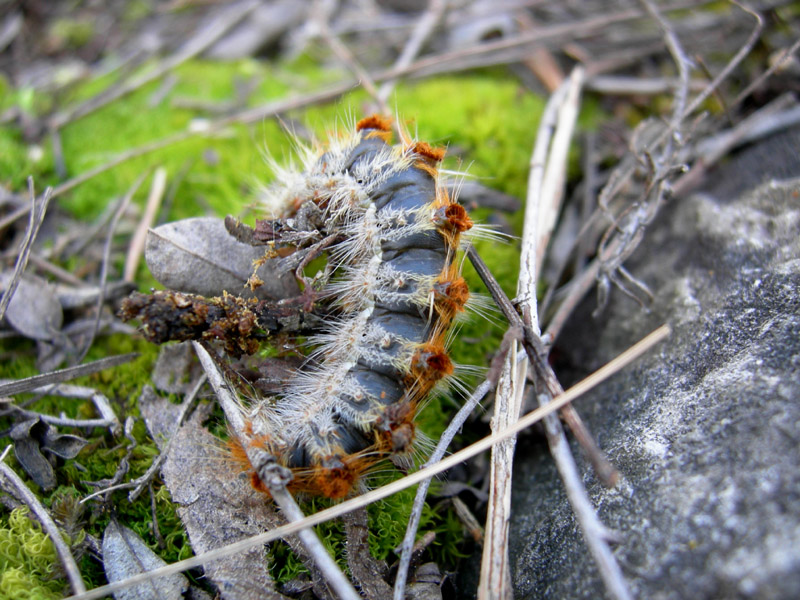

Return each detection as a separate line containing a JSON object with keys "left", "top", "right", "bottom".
{"left": 0, "top": 271, "right": 63, "bottom": 340}
{"left": 10, "top": 417, "right": 88, "bottom": 491}
{"left": 102, "top": 519, "right": 188, "bottom": 600}
{"left": 144, "top": 217, "right": 300, "bottom": 300}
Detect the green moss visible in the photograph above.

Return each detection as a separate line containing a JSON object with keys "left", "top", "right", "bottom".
{"left": 0, "top": 128, "right": 55, "bottom": 190}
{"left": 0, "top": 508, "right": 69, "bottom": 600}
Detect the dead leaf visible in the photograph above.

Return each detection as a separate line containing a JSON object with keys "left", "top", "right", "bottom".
{"left": 102, "top": 519, "right": 188, "bottom": 600}
{"left": 141, "top": 394, "right": 288, "bottom": 600}
{"left": 144, "top": 217, "right": 299, "bottom": 300}
{"left": 152, "top": 342, "right": 202, "bottom": 395}
{"left": 0, "top": 271, "right": 63, "bottom": 340}
{"left": 10, "top": 417, "right": 87, "bottom": 491}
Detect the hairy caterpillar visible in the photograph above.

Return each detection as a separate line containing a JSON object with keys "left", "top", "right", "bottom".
{"left": 120, "top": 114, "right": 476, "bottom": 499}
{"left": 225, "top": 115, "right": 474, "bottom": 499}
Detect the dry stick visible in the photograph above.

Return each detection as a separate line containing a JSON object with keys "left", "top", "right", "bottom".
{"left": 674, "top": 97, "right": 800, "bottom": 195}
{"left": 586, "top": 75, "right": 707, "bottom": 95}
{"left": 536, "top": 67, "right": 584, "bottom": 276}
{"left": 478, "top": 65, "right": 629, "bottom": 600}
{"left": 124, "top": 167, "right": 167, "bottom": 282}
{"left": 0, "top": 180, "right": 52, "bottom": 322}
{"left": 0, "top": 445, "right": 87, "bottom": 595}
{"left": 380, "top": 0, "right": 714, "bottom": 81}
{"left": 1, "top": 404, "right": 116, "bottom": 430}
{"left": 47, "top": 0, "right": 259, "bottom": 130}
{"left": 524, "top": 68, "right": 618, "bottom": 486}
{"left": 66, "top": 325, "right": 669, "bottom": 600}
{"left": 127, "top": 374, "right": 204, "bottom": 501}
{"left": 732, "top": 37, "right": 800, "bottom": 109}
{"left": 313, "top": 0, "right": 390, "bottom": 117}
{"left": 551, "top": 1, "right": 761, "bottom": 344}
{"left": 515, "top": 8, "right": 565, "bottom": 92}
{"left": 76, "top": 171, "right": 150, "bottom": 364}
{"left": 0, "top": 353, "right": 138, "bottom": 397}
{"left": 535, "top": 393, "right": 631, "bottom": 600}
{"left": 479, "top": 72, "right": 568, "bottom": 600}
{"left": 469, "top": 247, "right": 631, "bottom": 599}
{"left": 640, "top": 0, "right": 691, "bottom": 163}
{"left": 473, "top": 67, "right": 570, "bottom": 595}
{"left": 0, "top": 382, "right": 121, "bottom": 433}
{"left": 78, "top": 375, "right": 206, "bottom": 504}
{"left": 376, "top": 0, "right": 447, "bottom": 106}
{"left": 192, "top": 342, "right": 361, "bottom": 600}
{"left": 595, "top": 0, "right": 762, "bottom": 219}
{"left": 684, "top": 1, "right": 762, "bottom": 119}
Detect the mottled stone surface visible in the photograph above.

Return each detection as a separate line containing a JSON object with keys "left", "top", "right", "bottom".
{"left": 510, "top": 129, "right": 800, "bottom": 599}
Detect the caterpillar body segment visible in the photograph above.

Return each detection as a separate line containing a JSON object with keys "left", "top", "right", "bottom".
{"left": 235, "top": 116, "right": 473, "bottom": 498}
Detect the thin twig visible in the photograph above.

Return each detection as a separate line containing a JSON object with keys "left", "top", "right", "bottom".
{"left": 66, "top": 325, "right": 669, "bottom": 600}
{"left": 127, "top": 374, "right": 205, "bottom": 502}
{"left": 674, "top": 96, "right": 800, "bottom": 195}
{"left": 124, "top": 167, "right": 167, "bottom": 282}
{"left": 0, "top": 180, "right": 52, "bottom": 322}
{"left": 0, "top": 404, "right": 116, "bottom": 430}
{"left": 0, "top": 353, "right": 138, "bottom": 396}
{"left": 313, "top": 0, "right": 390, "bottom": 116}
{"left": 470, "top": 241, "right": 627, "bottom": 598}
{"left": 536, "top": 393, "right": 632, "bottom": 600}
{"left": 393, "top": 372, "right": 503, "bottom": 600}
{"left": 376, "top": 0, "right": 447, "bottom": 106}
{"left": 732, "top": 37, "right": 800, "bottom": 108}
{"left": 0, "top": 445, "right": 87, "bottom": 595}
{"left": 479, "top": 65, "right": 626, "bottom": 600}
{"left": 76, "top": 171, "right": 149, "bottom": 364}
{"left": 681, "top": 1, "right": 762, "bottom": 119}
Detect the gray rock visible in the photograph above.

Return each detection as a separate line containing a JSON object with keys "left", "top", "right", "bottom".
{"left": 510, "top": 130, "right": 800, "bottom": 599}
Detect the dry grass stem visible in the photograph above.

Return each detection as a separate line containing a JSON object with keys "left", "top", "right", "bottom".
{"left": 126, "top": 374, "right": 205, "bottom": 502}
{"left": 377, "top": 0, "right": 447, "bottom": 105}
{"left": 479, "top": 65, "right": 629, "bottom": 599}
{"left": 393, "top": 371, "right": 504, "bottom": 600}
{"left": 124, "top": 167, "right": 167, "bottom": 282}
{"left": 76, "top": 171, "right": 149, "bottom": 364}
{"left": 48, "top": 1, "right": 259, "bottom": 130}
{"left": 0, "top": 353, "right": 138, "bottom": 397}
{"left": 312, "top": 0, "right": 389, "bottom": 116}
{"left": 0, "top": 180, "right": 51, "bottom": 322}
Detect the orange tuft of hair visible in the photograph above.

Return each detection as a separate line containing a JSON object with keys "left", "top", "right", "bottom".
{"left": 410, "top": 341, "right": 454, "bottom": 390}
{"left": 313, "top": 457, "right": 367, "bottom": 499}
{"left": 434, "top": 275, "right": 470, "bottom": 323}
{"left": 412, "top": 141, "right": 446, "bottom": 163}
{"left": 443, "top": 203, "right": 473, "bottom": 233}
{"left": 356, "top": 114, "right": 392, "bottom": 132}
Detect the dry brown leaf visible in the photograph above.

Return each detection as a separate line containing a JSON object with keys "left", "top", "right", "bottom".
{"left": 0, "top": 271, "right": 63, "bottom": 340}
{"left": 140, "top": 389, "right": 288, "bottom": 600}
{"left": 144, "top": 217, "right": 299, "bottom": 300}
{"left": 102, "top": 519, "right": 188, "bottom": 600}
